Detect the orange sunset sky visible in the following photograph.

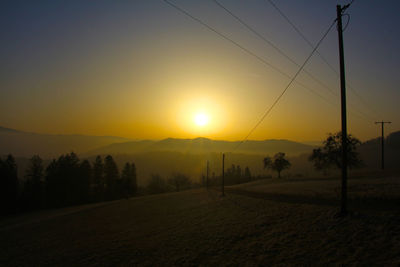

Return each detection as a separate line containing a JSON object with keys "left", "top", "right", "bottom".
{"left": 1, "top": 0, "right": 399, "bottom": 142}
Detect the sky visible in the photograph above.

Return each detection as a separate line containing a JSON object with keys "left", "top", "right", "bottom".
{"left": 1, "top": 0, "right": 399, "bottom": 142}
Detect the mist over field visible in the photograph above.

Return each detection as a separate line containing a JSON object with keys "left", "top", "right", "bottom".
{"left": 3, "top": 126, "right": 400, "bottom": 185}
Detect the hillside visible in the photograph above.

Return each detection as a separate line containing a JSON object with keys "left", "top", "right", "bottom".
{"left": 0, "top": 126, "right": 130, "bottom": 158}
{"left": 1, "top": 176, "right": 399, "bottom": 266}
{"left": 84, "top": 138, "right": 315, "bottom": 184}
{"left": 358, "top": 131, "right": 400, "bottom": 169}
{"left": 87, "top": 137, "right": 314, "bottom": 156}
{"left": 4, "top": 127, "right": 400, "bottom": 186}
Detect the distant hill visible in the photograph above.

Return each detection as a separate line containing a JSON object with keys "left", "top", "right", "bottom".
{"left": 358, "top": 131, "right": 400, "bottom": 169}
{"left": 5, "top": 127, "right": 399, "bottom": 185}
{"left": 0, "top": 126, "right": 131, "bottom": 158}
{"left": 0, "top": 126, "right": 21, "bottom": 133}
{"left": 86, "top": 137, "right": 315, "bottom": 156}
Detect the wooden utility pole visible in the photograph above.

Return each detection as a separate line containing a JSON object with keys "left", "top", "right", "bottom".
{"left": 206, "top": 160, "right": 209, "bottom": 189}
{"left": 221, "top": 154, "right": 225, "bottom": 196}
{"left": 337, "top": 4, "right": 350, "bottom": 216}
{"left": 375, "top": 121, "right": 391, "bottom": 170}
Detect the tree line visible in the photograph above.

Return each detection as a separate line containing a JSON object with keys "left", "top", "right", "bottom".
{"left": 262, "top": 132, "right": 362, "bottom": 178}
{"left": 146, "top": 173, "right": 193, "bottom": 194}
{"left": 0, "top": 153, "right": 137, "bottom": 216}
{"left": 199, "top": 164, "right": 253, "bottom": 187}
{"left": 146, "top": 164, "right": 254, "bottom": 194}
{"left": 1, "top": 132, "right": 362, "bottom": 216}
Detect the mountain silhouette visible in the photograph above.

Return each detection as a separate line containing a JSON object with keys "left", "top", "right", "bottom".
{"left": 0, "top": 126, "right": 130, "bottom": 157}
{"left": 86, "top": 137, "right": 315, "bottom": 156}
{"left": 0, "top": 126, "right": 22, "bottom": 133}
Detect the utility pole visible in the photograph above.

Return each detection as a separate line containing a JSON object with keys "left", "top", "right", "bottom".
{"left": 375, "top": 121, "right": 391, "bottom": 170}
{"left": 221, "top": 153, "right": 225, "bottom": 197}
{"left": 337, "top": 4, "right": 350, "bottom": 216}
{"left": 206, "top": 160, "right": 209, "bottom": 189}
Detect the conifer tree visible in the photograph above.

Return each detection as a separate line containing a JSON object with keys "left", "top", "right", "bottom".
{"left": 24, "top": 155, "right": 44, "bottom": 209}
{"left": 0, "top": 155, "right": 19, "bottom": 214}
{"left": 104, "top": 155, "right": 119, "bottom": 199}
{"left": 93, "top": 155, "right": 104, "bottom": 200}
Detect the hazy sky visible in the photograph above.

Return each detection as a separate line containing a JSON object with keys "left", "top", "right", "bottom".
{"left": 1, "top": 0, "right": 399, "bottom": 141}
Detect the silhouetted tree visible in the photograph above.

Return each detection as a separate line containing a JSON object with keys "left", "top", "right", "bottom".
{"left": 0, "top": 155, "right": 19, "bottom": 215}
{"left": 93, "top": 155, "right": 104, "bottom": 200}
{"left": 78, "top": 160, "right": 91, "bottom": 203}
{"left": 226, "top": 164, "right": 240, "bottom": 184}
{"left": 147, "top": 174, "right": 168, "bottom": 194}
{"left": 121, "top": 163, "right": 131, "bottom": 197}
{"left": 308, "top": 148, "right": 330, "bottom": 175}
{"left": 104, "top": 155, "right": 119, "bottom": 200}
{"left": 224, "top": 164, "right": 253, "bottom": 185}
{"left": 121, "top": 162, "right": 137, "bottom": 197}
{"left": 236, "top": 165, "right": 242, "bottom": 179}
{"left": 168, "top": 173, "right": 191, "bottom": 192}
{"left": 22, "top": 155, "right": 44, "bottom": 210}
{"left": 45, "top": 159, "right": 58, "bottom": 207}
{"left": 0, "top": 152, "right": 141, "bottom": 215}
{"left": 309, "top": 132, "right": 362, "bottom": 174}
{"left": 264, "top": 152, "right": 291, "bottom": 178}
{"left": 45, "top": 152, "right": 80, "bottom": 207}
{"left": 244, "top": 166, "right": 251, "bottom": 181}
{"left": 130, "top": 162, "right": 137, "bottom": 195}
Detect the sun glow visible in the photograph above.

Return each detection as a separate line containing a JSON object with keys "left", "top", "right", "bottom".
{"left": 194, "top": 113, "right": 209, "bottom": 127}
{"left": 173, "top": 88, "right": 230, "bottom": 138}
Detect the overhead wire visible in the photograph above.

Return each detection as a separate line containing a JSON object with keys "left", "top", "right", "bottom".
{"left": 264, "top": 0, "right": 382, "bottom": 120}
{"left": 162, "top": 0, "right": 334, "bottom": 206}
{"left": 211, "top": 0, "right": 375, "bottom": 126}
{"left": 163, "top": 0, "right": 293, "bottom": 81}
{"left": 162, "top": 0, "right": 366, "bottom": 149}
{"left": 212, "top": 0, "right": 338, "bottom": 98}
{"left": 164, "top": 1, "right": 373, "bottom": 132}
{"left": 232, "top": 19, "right": 337, "bottom": 152}
{"left": 342, "top": 14, "right": 351, "bottom": 32}
{"left": 162, "top": 0, "right": 340, "bottom": 124}
{"left": 264, "top": 0, "right": 339, "bottom": 77}
{"left": 163, "top": 0, "right": 378, "bottom": 211}
{"left": 211, "top": 0, "right": 375, "bottom": 129}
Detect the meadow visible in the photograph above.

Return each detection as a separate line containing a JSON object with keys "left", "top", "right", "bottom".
{"left": 1, "top": 173, "right": 399, "bottom": 266}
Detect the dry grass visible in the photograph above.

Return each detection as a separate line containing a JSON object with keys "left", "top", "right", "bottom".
{"left": 1, "top": 175, "right": 399, "bottom": 266}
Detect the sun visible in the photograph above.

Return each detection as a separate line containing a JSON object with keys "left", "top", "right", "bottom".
{"left": 194, "top": 113, "right": 209, "bottom": 127}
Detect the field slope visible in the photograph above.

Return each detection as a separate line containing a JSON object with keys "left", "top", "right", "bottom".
{"left": 1, "top": 177, "right": 400, "bottom": 266}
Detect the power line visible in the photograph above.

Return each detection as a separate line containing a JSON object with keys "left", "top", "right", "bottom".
{"left": 233, "top": 20, "right": 337, "bottom": 152}
{"left": 212, "top": 0, "right": 338, "bottom": 98}
{"left": 214, "top": 0, "right": 379, "bottom": 124}
{"left": 163, "top": 0, "right": 377, "bottom": 125}
{"left": 162, "top": 0, "right": 342, "bottom": 118}
{"left": 264, "top": 0, "right": 338, "bottom": 74}
{"left": 163, "top": 0, "right": 371, "bottom": 145}
{"left": 264, "top": 0, "right": 382, "bottom": 120}
{"left": 162, "top": 0, "right": 347, "bottom": 149}
{"left": 348, "top": 87, "right": 382, "bottom": 120}
{"left": 163, "top": 0, "right": 291, "bottom": 80}
{"left": 211, "top": 0, "right": 379, "bottom": 123}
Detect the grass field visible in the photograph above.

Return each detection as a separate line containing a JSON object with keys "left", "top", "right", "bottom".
{"left": 1, "top": 174, "right": 400, "bottom": 266}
